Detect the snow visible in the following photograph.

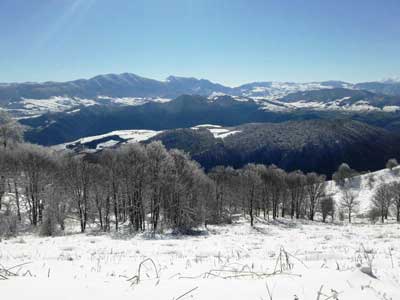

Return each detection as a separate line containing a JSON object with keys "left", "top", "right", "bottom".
{"left": 4, "top": 96, "right": 172, "bottom": 118}
{"left": 96, "top": 139, "right": 120, "bottom": 150}
{"left": 326, "top": 166, "right": 400, "bottom": 214}
{"left": 54, "top": 124, "right": 242, "bottom": 151}
{"left": 97, "top": 96, "right": 148, "bottom": 106}
{"left": 152, "top": 97, "right": 172, "bottom": 103}
{"left": 2, "top": 167, "right": 400, "bottom": 299}
{"left": 191, "top": 125, "right": 241, "bottom": 139}
{"left": 216, "top": 130, "right": 242, "bottom": 139}
{"left": 257, "top": 97, "right": 393, "bottom": 113}
{"left": 242, "top": 82, "right": 337, "bottom": 99}
{"left": 208, "top": 92, "right": 227, "bottom": 99}
{"left": 53, "top": 130, "right": 162, "bottom": 150}
{"left": 16, "top": 97, "right": 97, "bottom": 115}
{"left": 1, "top": 218, "right": 400, "bottom": 300}
{"left": 383, "top": 105, "right": 400, "bottom": 112}
{"left": 192, "top": 124, "right": 222, "bottom": 129}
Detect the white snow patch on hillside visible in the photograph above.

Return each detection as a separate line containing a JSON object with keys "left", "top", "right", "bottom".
{"left": 208, "top": 128, "right": 241, "bottom": 139}
{"left": 243, "top": 82, "right": 336, "bottom": 99}
{"left": 208, "top": 92, "right": 227, "bottom": 99}
{"left": 257, "top": 97, "right": 390, "bottom": 112}
{"left": 53, "top": 130, "right": 161, "bottom": 150}
{"left": 96, "top": 139, "right": 120, "bottom": 150}
{"left": 326, "top": 166, "right": 400, "bottom": 214}
{"left": 192, "top": 124, "right": 222, "bottom": 129}
{"left": 191, "top": 124, "right": 241, "bottom": 139}
{"left": 19, "top": 97, "right": 96, "bottom": 114}
{"left": 97, "top": 96, "right": 148, "bottom": 106}
{"left": 383, "top": 105, "right": 400, "bottom": 112}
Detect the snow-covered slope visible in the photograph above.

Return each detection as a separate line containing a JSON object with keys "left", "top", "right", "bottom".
{"left": 238, "top": 81, "right": 351, "bottom": 99}
{"left": 53, "top": 129, "right": 162, "bottom": 152}
{"left": 191, "top": 124, "right": 241, "bottom": 139}
{"left": 326, "top": 166, "right": 400, "bottom": 214}
{"left": 7, "top": 96, "right": 172, "bottom": 118}
{"left": 54, "top": 124, "right": 241, "bottom": 152}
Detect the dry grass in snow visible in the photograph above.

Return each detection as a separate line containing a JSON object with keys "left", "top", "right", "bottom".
{"left": 1, "top": 219, "right": 400, "bottom": 300}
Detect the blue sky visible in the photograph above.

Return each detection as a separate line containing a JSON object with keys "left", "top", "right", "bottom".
{"left": 1, "top": 0, "right": 400, "bottom": 86}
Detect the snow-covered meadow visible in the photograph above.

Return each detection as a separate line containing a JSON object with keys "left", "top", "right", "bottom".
{"left": 1, "top": 166, "right": 400, "bottom": 300}
{"left": 1, "top": 217, "right": 400, "bottom": 300}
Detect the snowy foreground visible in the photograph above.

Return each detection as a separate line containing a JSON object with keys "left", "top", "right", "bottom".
{"left": 1, "top": 219, "right": 400, "bottom": 300}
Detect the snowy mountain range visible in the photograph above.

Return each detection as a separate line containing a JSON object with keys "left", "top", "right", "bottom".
{"left": 2, "top": 73, "right": 400, "bottom": 117}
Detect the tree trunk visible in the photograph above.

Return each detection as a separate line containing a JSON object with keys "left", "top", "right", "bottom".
{"left": 14, "top": 180, "right": 21, "bottom": 221}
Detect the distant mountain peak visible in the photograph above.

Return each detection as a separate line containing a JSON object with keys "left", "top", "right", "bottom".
{"left": 166, "top": 75, "right": 207, "bottom": 82}
{"left": 381, "top": 77, "right": 400, "bottom": 84}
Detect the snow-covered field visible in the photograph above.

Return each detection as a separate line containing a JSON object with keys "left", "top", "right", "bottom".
{"left": 1, "top": 219, "right": 400, "bottom": 300}
{"left": 2, "top": 166, "right": 400, "bottom": 300}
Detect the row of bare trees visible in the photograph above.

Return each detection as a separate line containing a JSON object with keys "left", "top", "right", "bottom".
{"left": 0, "top": 139, "right": 333, "bottom": 235}
{"left": 0, "top": 141, "right": 214, "bottom": 235}
{"left": 208, "top": 164, "right": 327, "bottom": 226}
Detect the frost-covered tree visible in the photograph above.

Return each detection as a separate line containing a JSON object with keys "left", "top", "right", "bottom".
{"left": 146, "top": 141, "right": 173, "bottom": 232}
{"left": 16, "top": 144, "right": 55, "bottom": 226}
{"left": 332, "top": 163, "right": 357, "bottom": 187}
{"left": 208, "top": 165, "right": 238, "bottom": 224}
{"left": 372, "top": 184, "right": 392, "bottom": 223}
{"left": 239, "top": 164, "right": 262, "bottom": 227}
{"left": 0, "top": 111, "right": 24, "bottom": 149}
{"left": 386, "top": 158, "right": 398, "bottom": 171}
{"left": 305, "top": 173, "right": 326, "bottom": 221}
{"left": 286, "top": 170, "right": 306, "bottom": 219}
{"left": 60, "top": 154, "right": 93, "bottom": 233}
{"left": 390, "top": 182, "right": 400, "bottom": 222}
{"left": 340, "top": 190, "right": 359, "bottom": 223}
{"left": 320, "top": 196, "right": 335, "bottom": 223}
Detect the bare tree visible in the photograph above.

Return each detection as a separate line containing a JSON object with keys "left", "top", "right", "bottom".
{"left": 61, "top": 154, "right": 92, "bottom": 232}
{"left": 16, "top": 144, "right": 54, "bottom": 226}
{"left": 0, "top": 111, "right": 24, "bottom": 149}
{"left": 286, "top": 170, "right": 306, "bottom": 219}
{"left": 320, "top": 196, "right": 335, "bottom": 223}
{"left": 340, "top": 190, "right": 359, "bottom": 223}
{"left": 146, "top": 141, "right": 172, "bottom": 232}
{"left": 208, "top": 166, "right": 238, "bottom": 224}
{"left": 372, "top": 184, "right": 392, "bottom": 223}
{"left": 239, "top": 164, "right": 262, "bottom": 227}
{"left": 390, "top": 182, "right": 400, "bottom": 222}
{"left": 99, "top": 149, "right": 122, "bottom": 231}
{"left": 165, "top": 149, "right": 207, "bottom": 231}
{"left": 305, "top": 173, "right": 326, "bottom": 221}
{"left": 117, "top": 144, "right": 148, "bottom": 232}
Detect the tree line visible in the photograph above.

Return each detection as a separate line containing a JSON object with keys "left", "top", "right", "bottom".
{"left": 0, "top": 111, "right": 399, "bottom": 237}
{"left": 0, "top": 139, "right": 331, "bottom": 236}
